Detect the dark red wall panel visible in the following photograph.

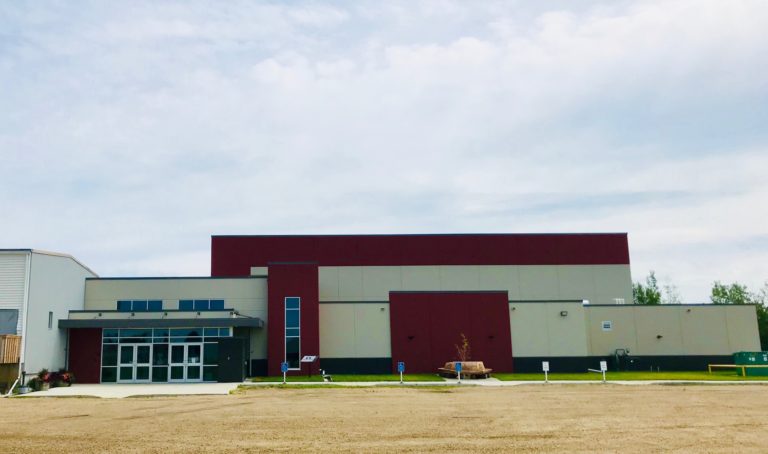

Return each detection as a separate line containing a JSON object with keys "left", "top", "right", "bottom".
{"left": 266, "top": 263, "right": 319, "bottom": 376}
{"left": 211, "top": 234, "right": 629, "bottom": 276}
{"left": 67, "top": 328, "right": 101, "bottom": 384}
{"left": 389, "top": 292, "right": 513, "bottom": 374}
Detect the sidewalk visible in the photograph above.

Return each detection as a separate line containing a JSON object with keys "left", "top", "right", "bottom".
{"left": 16, "top": 382, "right": 240, "bottom": 398}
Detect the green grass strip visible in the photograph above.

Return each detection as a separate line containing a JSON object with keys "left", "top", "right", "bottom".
{"left": 493, "top": 371, "right": 768, "bottom": 381}
{"left": 249, "top": 373, "right": 441, "bottom": 383}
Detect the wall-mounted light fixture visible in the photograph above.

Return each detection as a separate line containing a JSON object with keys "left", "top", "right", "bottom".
{"left": 407, "top": 335, "right": 415, "bottom": 340}
{"left": 656, "top": 334, "right": 663, "bottom": 339}
{"left": 380, "top": 307, "right": 385, "bottom": 312}
{"left": 510, "top": 307, "right": 516, "bottom": 311}
{"left": 686, "top": 308, "right": 692, "bottom": 313}
{"left": 560, "top": 311, "right": 568, "bottom": 317}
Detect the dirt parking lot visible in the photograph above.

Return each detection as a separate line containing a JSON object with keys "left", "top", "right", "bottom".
{"left": 2, "top": 384, "right": 767, "bottom": 453}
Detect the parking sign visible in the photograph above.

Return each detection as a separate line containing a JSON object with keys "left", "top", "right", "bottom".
{"left": 455, "top": 362, "right": 462, "bottom": 373}
{"left": 281, "top": 362, "right": 289, "bottom": 373}
{"left": 397, "top": 362, "right": 405, "bottom": 373}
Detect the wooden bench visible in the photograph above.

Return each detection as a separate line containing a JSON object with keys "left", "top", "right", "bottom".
{"left": 438, "top": 361, "right": 492, "bottom": 379}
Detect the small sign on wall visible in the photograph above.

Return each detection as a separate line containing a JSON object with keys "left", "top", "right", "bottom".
{"left": 601, "top": 321, "right": 613, "bottom": 331}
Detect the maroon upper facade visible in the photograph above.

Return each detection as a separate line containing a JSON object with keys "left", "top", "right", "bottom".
{"left": 210, "top": 233, "right": 630, "bottom": 276}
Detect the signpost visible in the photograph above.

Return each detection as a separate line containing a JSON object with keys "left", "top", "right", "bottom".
{"left": 456, "top": 362, "right": 463, "bottom": 383}
{"left": 301, "top": 355, "right": 318, "bottom": 380}
{"left": 542, "top": 361, "right": 550, "bottom": 383}
{"left": 397, "top": 361, "right": 405, "bottom": 384}
{"left": 281, "top": 361, "right": 288, "bottom": 384}
{"left": 599, "top": 360, "right": 607, "bottom": 383}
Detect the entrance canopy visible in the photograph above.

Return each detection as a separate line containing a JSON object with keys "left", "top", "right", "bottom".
{"left": 59, "top": 317, "right": 264, "bottom": 329}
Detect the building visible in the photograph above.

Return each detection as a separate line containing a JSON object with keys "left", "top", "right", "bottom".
{"left": 0, "top": 249, "right": 96, "bottom": 389}
{"left": 55, "top": 233, "right": 760, "bottom": 383}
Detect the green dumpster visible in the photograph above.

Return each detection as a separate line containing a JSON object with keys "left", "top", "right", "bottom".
{"left": 733, "top": 351, "right": 768, "bottom": 376}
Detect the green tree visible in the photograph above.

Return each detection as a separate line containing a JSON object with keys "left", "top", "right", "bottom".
{"left": 633, "top": 271, "right": 662, "bottom": 305}
{"left": 711, "top": 281, "right": 768, "bottom": 350}
{"left": 711, "top": 282, "right": 752, "bottom": 305}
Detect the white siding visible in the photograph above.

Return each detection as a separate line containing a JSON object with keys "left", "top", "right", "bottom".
{"left": 0, "top": 252, "right": 29, "bottom": 335}
{"left": 24, "top": 253, "right": 95, "bottom": 374}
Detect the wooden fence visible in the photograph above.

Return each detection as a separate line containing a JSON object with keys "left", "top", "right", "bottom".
{"left": 0, "top": 335, "right": 21, "bottom": 364}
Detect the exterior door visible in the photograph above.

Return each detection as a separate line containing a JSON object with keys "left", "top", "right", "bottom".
{"left": 118, "top": 344, "right": 152, "bottom": 383}
{"left": 170, "top": 344, "right": 203, "bottom": 382}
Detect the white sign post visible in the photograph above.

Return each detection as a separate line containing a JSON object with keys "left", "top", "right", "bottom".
{"left": 599, "top": 360, "right": 607, "bottom": 383}
{"left": 542, "top": 361, "right": 550, "bottom": 383}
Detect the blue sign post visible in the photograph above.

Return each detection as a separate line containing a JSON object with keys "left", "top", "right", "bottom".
{"left": 455, "top": 362, "right": 463, "bottom": 383}
{"left": 281, "top": 362, "right": 289, "bottom": 384}
{"left": 397, "top": 361, "right": 405, "bottom": 383}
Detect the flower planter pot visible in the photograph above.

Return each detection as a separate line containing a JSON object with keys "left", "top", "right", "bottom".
{"left": 40, "top": 382, "right": 50, "bottom": 391}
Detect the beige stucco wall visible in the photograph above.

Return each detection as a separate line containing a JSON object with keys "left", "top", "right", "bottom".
{"left": 508, "top": 302, "right": 589, "bottom": 357}
{"left": 586, "top": 305, "right": 761, "bottom": 356}
{"left": 318, "top": 265, "right": 632, "bottom": 305}
{"left": 319, "top": 303, "right": 391, "bottom": 358}
{"left": 84, "top": 277, "right": 269, "bottom": 359}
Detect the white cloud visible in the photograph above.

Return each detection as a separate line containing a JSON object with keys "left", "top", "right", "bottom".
{"left": 1, "top": 0, "right": 767, "bottom": 301}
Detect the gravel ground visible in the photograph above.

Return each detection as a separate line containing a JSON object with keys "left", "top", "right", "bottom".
{"left": 2, "top": 384, "right": 767, "bottom": 453}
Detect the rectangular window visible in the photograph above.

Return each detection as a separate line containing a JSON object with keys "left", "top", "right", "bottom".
{"left": 48, "top": 311, "right": 53, "bottom": 330}
{"left": 179, "top": 300, "right": 194, "bottom": 311}
{"left": 285, "top": 297, "right": 300, "bottom": 369}
{"left": 194, "top": 300, "right": 210, "bottom": 311}
{"left": 210, "top": 299, "right": 225, "bottom": 310}
{"left": 116, "top": 300, "right": 163, "bottom": 312}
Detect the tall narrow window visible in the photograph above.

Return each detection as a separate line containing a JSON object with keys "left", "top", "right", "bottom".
{"left": 48, "top": 311, "right": 53, "bottom": 330}
{"left": 285, "top": 297, "right": 300, "bottom": 369}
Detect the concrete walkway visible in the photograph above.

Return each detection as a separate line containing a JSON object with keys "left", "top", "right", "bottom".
{"left": 13, "top": 379, "right": 766, "bottom": 398}
{"left": 17, "top": 382, "right": 240, "bottom": 398}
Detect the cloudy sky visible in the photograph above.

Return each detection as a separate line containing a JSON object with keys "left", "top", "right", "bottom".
{"left": 1, "top": 0, "right": 767, "bottom": 302}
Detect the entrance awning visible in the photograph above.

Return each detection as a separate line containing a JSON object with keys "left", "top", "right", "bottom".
{"left": 58, "top": 317, "right": 264, "bottom": 329}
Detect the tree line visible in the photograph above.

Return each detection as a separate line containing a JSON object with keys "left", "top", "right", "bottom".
{"left": 632, "top": 271, "right": 768, "bottom": 350}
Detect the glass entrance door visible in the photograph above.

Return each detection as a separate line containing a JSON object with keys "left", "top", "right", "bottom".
{"left": 118, "top": 344, "right": 152, "bottom": 383}
{"left": 170, "top": 344, "right": 203, "bottom": 382}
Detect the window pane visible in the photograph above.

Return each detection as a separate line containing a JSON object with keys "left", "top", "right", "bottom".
{"left": 152, "top": 344, "right": 168, "bottom": 365}
{"left": 210, "top": 300, "right": 224, "bottom": 310}
{"left": 179, "top": 300, "right": 194, "bottom": 311}
{"left": 152, "top": 366, "right": 168, "bottom": 382}
{"left": 153, "top": 328, "right": 169, "bottom": 337}
{"left": 203, "top": 328, "right": 218, "bottom": 337}
{"left": 120, "top": 329, "right": 152, "bottom": 339}
{"left": 170, "top": 328, "right": 202, "bottom": 338}
{"left": 171, "top": 366, "right": 184, "bottom": 380}
{"left": 286, "top": 337, "right": 300, "bottom": 355}
{"left": 101, "top": 367, "right": 117, "bottom": 383}
{"left": 187, "top": 366, "right": 201, "bottom": 380}
{"left": 132, "top": 300, "right": 148, "bottom": 312}
{"left": 285, "top": 297, "right": 300, "bottom": 309}
{"left": 203, "top": 366, "right": 217, "bottom": 382}
{"left": 136, "top": 346, "right": 150, "bottom": 364}
{"left": 148, "top": 300, "right": 162, "bottom": 311}
{"left": 219, "top": 328, "right": 230, "bottom": 337}
{"left": 102, "top": 344, "right": 118, "bottom": 367}
{"left": 117, "top": 301, "right": 131, "bottom": 312}
{"left": 204, "top": 343, "right": 218, "bottom": 365}
{"left": 136, "top": 366, "right": 150, "bottom": 380}
{"left": 103, "top": 329, "right": 119, "bottom": 338}
{"left": 119, "top": 367, "right": 133, "bottom": 380}
{"left": 171, "top": 345, "right": 185, "bottom": 364}
{"left": 285, "top": 310, "right": 299, "bottom": 328}
{"left": 194, "top": 300, "right": 210, "bottom": 311}
{"left": 120, "top": 345, "right": 133, "bottom": 364}
{"left": 286, "top": 328, "right": 300, "bottom": 337}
